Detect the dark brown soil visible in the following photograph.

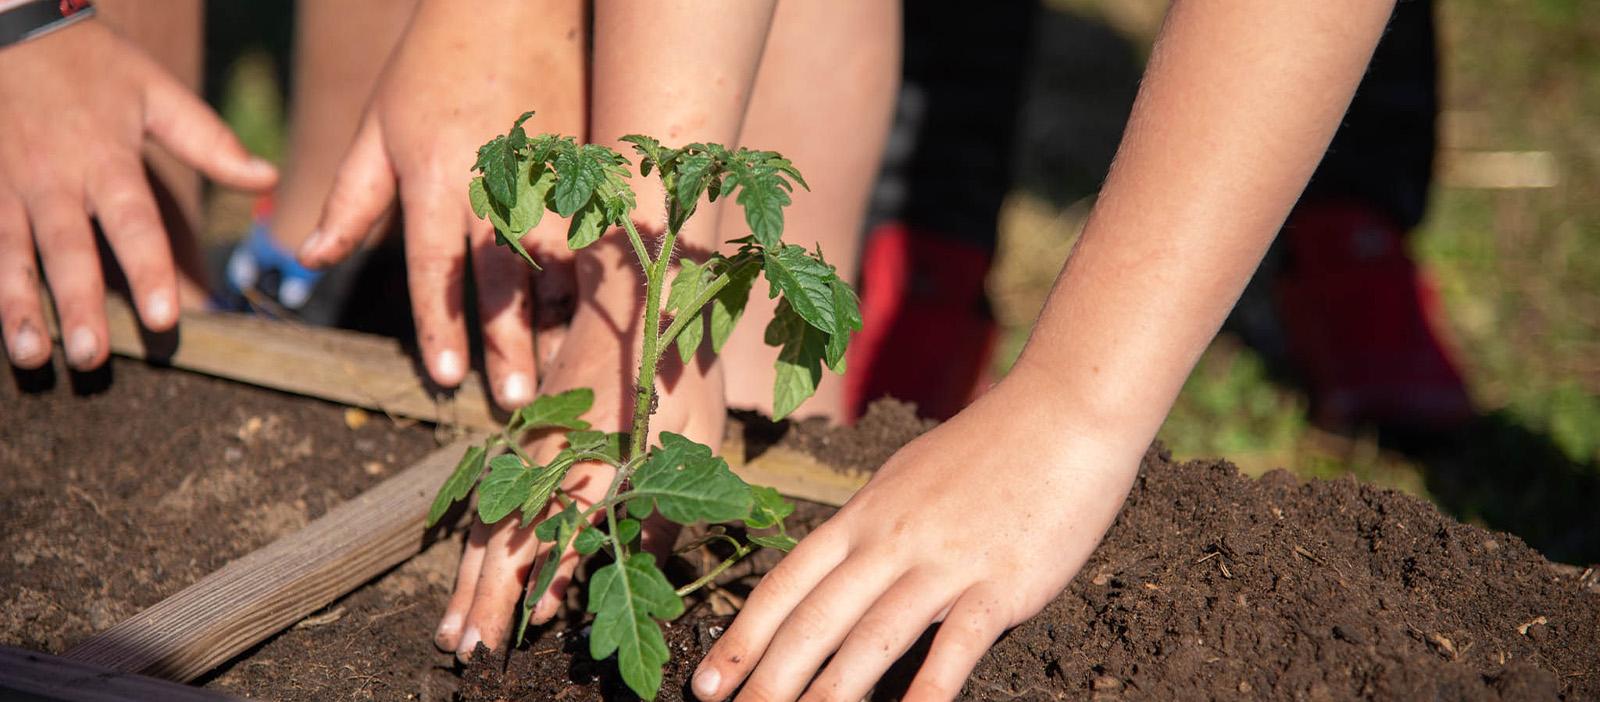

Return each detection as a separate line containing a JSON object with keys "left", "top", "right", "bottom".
{"left": 1, "top": 357, "right": 457, "bottom": 700}
{"left": 462, "top": 416, "right": 1600, "bottom": 701}
{"left": 7, "top": 365, "right": 1598, "bottom": 701}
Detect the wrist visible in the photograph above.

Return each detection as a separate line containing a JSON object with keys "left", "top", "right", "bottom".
{"left": 982, "top": 356, "right": 1168, "bottom": 459}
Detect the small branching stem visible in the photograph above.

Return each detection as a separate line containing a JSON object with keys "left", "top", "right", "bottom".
{"left": 675, "top": 541, "right": 754, "bottom": 598}
{"left": 656, "top": 257, "right": 757, "bottom": 355}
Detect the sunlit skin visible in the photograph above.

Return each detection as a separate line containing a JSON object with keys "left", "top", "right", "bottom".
{"left": 0, "top": 17, "right": 276, "bottom": 371}
{"left": 300, "top": 0, "right": 587, "bottom": 412}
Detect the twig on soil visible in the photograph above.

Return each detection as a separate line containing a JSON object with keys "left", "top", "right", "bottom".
{"left": 65, "top": 485, "right": 108, "bottom": 521}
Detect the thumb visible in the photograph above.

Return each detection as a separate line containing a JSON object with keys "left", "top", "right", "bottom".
{"left": 142, "top": 67, "right": 277, "bottom": 190}
{"left": 299, "top": 113, "right": 397, "bottom": 268}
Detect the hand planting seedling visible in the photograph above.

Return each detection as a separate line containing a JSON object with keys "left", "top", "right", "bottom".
{"left": 425, "top": 112, "right": 859, "bottom": 700}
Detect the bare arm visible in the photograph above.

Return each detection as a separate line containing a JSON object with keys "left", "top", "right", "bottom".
{"left": 1016, "top": 0, "right": 1394, "bottom": 454}
{"left": 692, "top": 3, "right": 1397, "bottom": 701}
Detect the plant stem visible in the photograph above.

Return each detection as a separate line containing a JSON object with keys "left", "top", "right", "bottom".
{"left": 674, "top": 542, "right": 754, "bottom": 598}
{"left": 620, "top": 219, "right": 655, "bottom": 270}
{"left": 627, "top": 223, "right": 680, "bottom": 464}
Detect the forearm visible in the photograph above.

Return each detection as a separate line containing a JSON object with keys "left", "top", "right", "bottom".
{"left": 578, "top": 0, "right": 776, "bottom": 315}
{"left": 1010, "top": 0, "right": 1394, "bottom": 452}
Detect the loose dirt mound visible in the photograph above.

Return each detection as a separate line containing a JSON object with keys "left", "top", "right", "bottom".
{"left": 465, "top": 413, "right": 1600, "bottom": 701}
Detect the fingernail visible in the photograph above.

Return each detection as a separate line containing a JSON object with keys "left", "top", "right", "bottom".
{"left": 436, "top": 349, "right": 464, "bottom": 385}
{"left": 692, "top": 667, "right": 721, "bottom": 700}
{"left": 246, "top": 157, "right": 276, "bottom": 178}
{"left": 299, "top": 229, "right": 325, "bottom": 257}
{"left": 66, "top": 327, "right": 97, "bottom": 367}
{"left": 145, "top": 292, "right": 175, "bottom": 327}
{"left": 502, "top": 372, "right": 532, "bottom": 405}
{"left": 9, "top": 324, "right": 43, "bottom": 362}
{"left": 456, "top": 625, "right": 481, "bottom": 660}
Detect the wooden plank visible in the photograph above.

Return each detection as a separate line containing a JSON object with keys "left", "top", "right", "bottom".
{"left": 52, "top": 295, "right": 499, "bottom": 431}
{"left": 62, "top": 439, "right": 479, "bottom": 682}
{"left": 59, "top": 297, "right": 864, "bottom": 507}
{"left": 0, "top": 646, "right": 244, "bottom": 701}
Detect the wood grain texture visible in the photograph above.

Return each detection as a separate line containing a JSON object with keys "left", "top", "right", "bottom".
{"left": 54, "top": 295, "right": 500, "bottom": 430}
{"left": 0, "top": 646, "right": 245, "bottom": 701}
{"left": 65, "top": 297, "right": 864, "bottom": 507}
{"left": 62, "top": 439, "right": 479, "bottom": 682}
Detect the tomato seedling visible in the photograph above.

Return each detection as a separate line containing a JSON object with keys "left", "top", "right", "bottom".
{"left": 426, "top": 112, "right": 858, "bottom": 699}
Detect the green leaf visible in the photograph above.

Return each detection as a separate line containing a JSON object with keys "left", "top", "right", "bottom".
{"left": 574, "top": 524, "right": 606, "bottom": 555}
{"left": 468, "top": 176, "right": 491, "bottom": 219}
{"left": 765, "top": 298, "right": 826, "bottom": 419}
{"left": 749, "top": 533, "right": 798, "bottom": 552}
{"left": 516, "top": 389, "right": 594, "bottom": 431}
{"left": 588, "top": 554, "right": 685, "bottom": 700}
{"left": 674, "top": 151, "right": 716, "bottom": 213}
{"left": 477, "top": 454, "right": 536, "bottom": 524}
{"left": 567, "top": 430, "right": 627, "bottom": 463}
{"left": 744, "top": 485, "right": 795, "bottom": 530}
{"left": 471, "top": 175, "right": 542, "bottom": 271}
{"left": 518, "top": 449, "right": 578, "bottom": 527}
{"left": 508, "top": 160, "right": 552, "bottom": 234}
{"left": 427, "top": 444, "right": 487, "bottom": 528}
{"left": 615, "top": 518, "right": 642, "bottom": 546}
{"left": 709, "top": 258, "right": 759, "bottom": 354}
{"left": 629, "top": 433, "right": 753, "bottom": 524}
{"left": 552, "top": 147, "right": 604, "bottom": 217}
{"left": 520, "top": 501, "right": 581, "bottom": 645}
{"left": 475, "top": 135, "right": 520, "bottom": 208}
{"left": 567, "top": 200, "right": 608, "bottom": 250}
{"left": 763, "top": 244, "right": 837, "bottom": 335}
{"left": 666, "top": 259, "right": 711, "bottom": 363}
{"left": 824, "top": 276, "right": 861, "bottom": 371}
{"left": 733, "top": 170, "right": 791, "bottom": 248}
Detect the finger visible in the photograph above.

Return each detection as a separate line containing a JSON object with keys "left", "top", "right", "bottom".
{"left": 436, "top": 521, "right": 491, "bottom": 652}
{"left": 0, "top": 194, "right": 49, "bottom": 368}
{"left": 470, "top": 219, "right": 536, "bottom": 410}
{"left": 401, "top": 182, "right": 470, "bottom": 388}
{"left": 87, "top": 162, "right": 178, "bottom": 330}
{"left": 29, "top": 191, "right": 108, "bottom": 370}
{"left": 301, "top": 114, "right": 396, "bottom": 268}
{"left": 902, "top": 586, "right": 1011, "bottom": 702}
{"left": 801, "top": 572, "right": 955, "bottom": 702}
{"left": 141, "top": 67, "right": 276, "bottom": 190}
{"left": 734, "top": 556, "right": 899, "bottom": 702}
{"left": 690, "top": 525, "right": 850, "bottom": 701}
{"left": 455, "top": 510, "right": 553, "bottom": 661}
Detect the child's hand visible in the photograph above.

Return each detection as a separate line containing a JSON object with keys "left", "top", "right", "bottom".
{"left": 299, "top": 0, "right": 585, "bottom": 410}
{"left": 690, "top": 373, "right": 1143, "bottom": 702}
{"left": 0, "top": 19, "right": 275, "bottom": 370}
{"left": 433, "top": 251, "right": 729, "bottom": 661}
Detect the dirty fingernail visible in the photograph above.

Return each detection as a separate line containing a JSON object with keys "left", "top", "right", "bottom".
{"left": 436, "top": 349, "right": 464, "bottom": 385}
{"left": 9, "top": 323, "right": 43, "bottom": 362}
{"left": 435, "top": 613, "right": 463, "bottom": 647}
{"left": 456, "top": 625, "right": 482, "bottom": 660}
{"left": 692, "top": 667, "right": 721, "bottom": 699}
{"left": 145, "top": 292, "right": 175, "bottom": 328}
{"left": 66, "top": 327, "right": 97, "bottom": 367}
{"left": 502, "top": 372, "right": 532, "bottom": 406}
